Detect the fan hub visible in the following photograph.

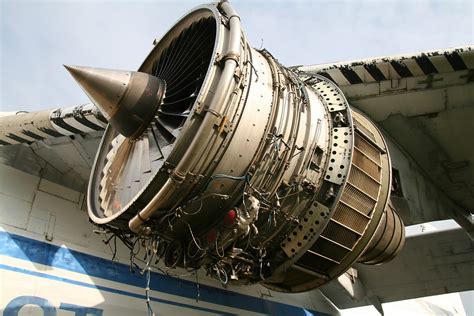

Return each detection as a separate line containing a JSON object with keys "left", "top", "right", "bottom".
{"left": 65, "top": 65, "right": 166, "bottom": 139}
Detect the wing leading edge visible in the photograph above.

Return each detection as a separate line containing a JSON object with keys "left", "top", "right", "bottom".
{"left": 0, "top": 103, "right": 106, "bottom": 192}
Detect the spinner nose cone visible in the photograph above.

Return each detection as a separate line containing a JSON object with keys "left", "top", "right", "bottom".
{"left": 64, "top": 65, "right": 165, "bottom": 139}
{"left": 64, "top": 65, "right": 127, "bottom": 121}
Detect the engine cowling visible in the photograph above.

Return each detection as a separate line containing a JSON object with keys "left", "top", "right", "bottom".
{"left": 68, "top": 2, "right": 405, "bottom": 292}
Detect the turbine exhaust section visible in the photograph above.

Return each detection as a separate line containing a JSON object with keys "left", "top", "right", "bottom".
{"left": 77, "top": 2, "right": 405, "bottom": 292}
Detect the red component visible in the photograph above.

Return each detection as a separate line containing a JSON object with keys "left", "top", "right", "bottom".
{"left": 112, "top": 199, "right": 121, "bottom": 211}
{"left": 207, "top": 228, "right": 218, "bottom": 244}
{"left": 223, "top": 209, "right": 237, "bottom": 227}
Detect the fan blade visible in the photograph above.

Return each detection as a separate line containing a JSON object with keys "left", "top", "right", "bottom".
{"left": 158, "top": 109, "right": 191, "bottom": 118}
{"left": 165, "top": 32, "right": 215, "bottom": 85}
{"left": 154, "top": 117, "right": 178, "bottom": 141}
{"left": 159, "top": 25, "right": 195, "bottom": 78}
{"left": 164, "top": 76, "right": 204, "bottom": 101}
{"left": 160, "top": 19, "right": 211, "bottom": 79}
{"left": 140, "top": 133, "right": 152, "bottom": 184}
{"left": 148, "top": 125, "right": 165, "bottom": 161}
{"left": 101, "top": 136, "right": 132, "bottom": 215}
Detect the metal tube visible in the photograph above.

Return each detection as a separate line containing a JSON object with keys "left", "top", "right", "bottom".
{"left": 173, "top": 2, "right": 241, "bottom": 174}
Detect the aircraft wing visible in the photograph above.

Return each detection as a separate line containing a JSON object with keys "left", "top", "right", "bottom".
{"left": 296, "top": 46, "right": 474, "bottom": 229}
{"left": 0, "top": 103, "right": 105, "bottom": 192}
{"left": 320, "top": 226, "right": 474, "bottom": 312}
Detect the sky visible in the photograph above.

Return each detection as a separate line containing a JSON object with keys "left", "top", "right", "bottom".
{"left": 0, "top": 0, "right": 473, "bottom": 112}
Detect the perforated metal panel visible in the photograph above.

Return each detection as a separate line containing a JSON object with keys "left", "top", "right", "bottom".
{"left": 281, "top": 108, "right": 393, "bottom": 292}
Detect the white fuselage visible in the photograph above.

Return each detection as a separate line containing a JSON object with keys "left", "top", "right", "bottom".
{"left": 0, "top": 163, "right": 337, "bottom": 315}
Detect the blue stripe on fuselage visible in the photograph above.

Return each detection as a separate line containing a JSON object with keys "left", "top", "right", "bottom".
{"left": 0, "top": 231, "right": 327, "bottom": 316}
{"left": 0, "top": 263, "right": 233, "bottom": 315}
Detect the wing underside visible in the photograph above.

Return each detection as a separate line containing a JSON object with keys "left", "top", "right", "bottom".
{"left": 321, "top": 226, "right": 474, "bottom": 310}
{"left": 297, "top": 46, "right": 474, "bottom": 215}
{"left": 0, "top": 103, "right": 105, "bottom": 192}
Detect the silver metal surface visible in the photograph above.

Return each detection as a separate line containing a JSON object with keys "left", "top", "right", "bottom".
{"left": 79, "top": 1, "right": 405, "bottom": 293}
{"left": 65, "top": 65, "right": 166, "bottom": 139}
{"left": 64, "top": 66, "right": 130, "bottom": 121}
{"left": 358, "top": 202, "right": 405, "bottom": 264}
{"left": 0, "top": 103, "right": 106, "bottom": 146}
{"left": 325, "top": 127, "right": 352, "bottom": 185}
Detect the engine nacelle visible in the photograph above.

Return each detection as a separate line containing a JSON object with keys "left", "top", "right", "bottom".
{"left": 80, "top": 2, "right": 404, "bottom": 292}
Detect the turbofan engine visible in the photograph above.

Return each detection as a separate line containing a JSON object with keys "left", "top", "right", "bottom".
{"left": 67, "top": 2, "right": 404, "bottom": 292}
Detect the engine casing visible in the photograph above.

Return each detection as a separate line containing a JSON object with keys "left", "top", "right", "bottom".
{"left": 87, "top": 2, "right": 404, "bottom": 292}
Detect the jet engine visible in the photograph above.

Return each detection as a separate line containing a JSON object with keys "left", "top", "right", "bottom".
{"left": 67, "top": 2, "right": 404, "bottom": 292}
